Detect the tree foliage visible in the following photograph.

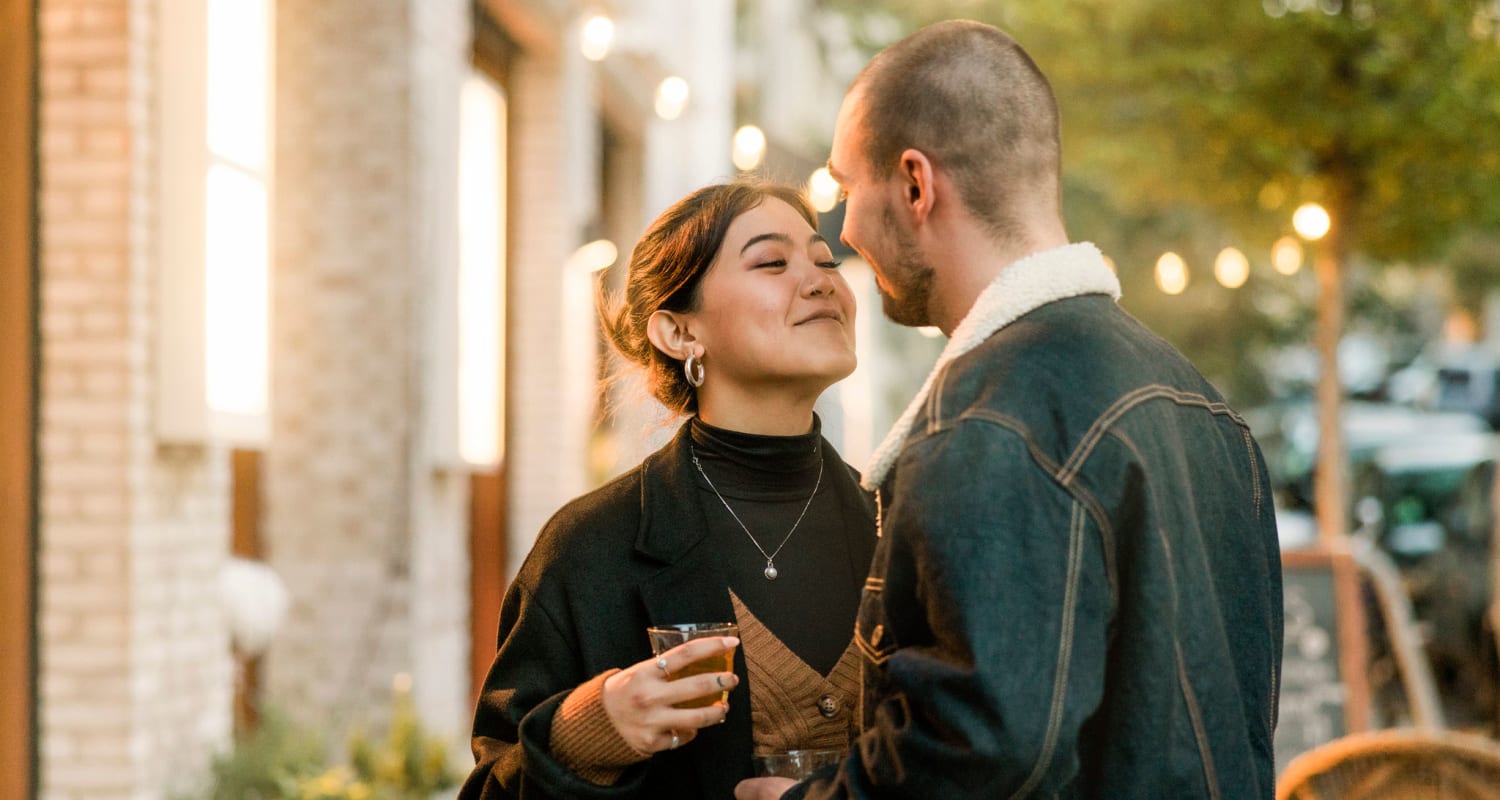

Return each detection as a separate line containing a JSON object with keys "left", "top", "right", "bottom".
{"left": 822, "top": 0, "right": 1500, "bottom": 404}
{"left": 830, "top": 0, "right": 1500, "bottom": 261}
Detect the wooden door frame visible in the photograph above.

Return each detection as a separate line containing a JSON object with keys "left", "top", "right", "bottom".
{"left": 466, "top": 12, "right": 516, "bottom": 703}
{"left": 0, "top": 0, "right": 38, "bottom": 796}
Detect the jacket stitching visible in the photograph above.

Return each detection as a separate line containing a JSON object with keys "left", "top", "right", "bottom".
{"left": 927, "top": 363, "right": 950, "bottom": 435}
{"left": 1240, "top": 428, "right": 1263, "bottom": 521}
{"left": 1113, "top": 424, "right": 1278, "bottom": 740}
{"left": 854, "top": 631, "right": 895, "bottom": 666}
{"left": 1108, "top": 431, "right": 1223, "bottom": 799}
{"left": 920, "top": 408, "right": 1119, "bottom": 608}
{"left": 1176, "top": 640, "right": 1222, "bottom": 800}
{"left": 1008, "top": 500, "right": 1086, "bottom": 800}
{"left": 1058, "top": 385, "right": 1250, "bottom": 485}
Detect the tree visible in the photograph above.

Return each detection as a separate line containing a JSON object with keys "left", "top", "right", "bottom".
{"left": 827, "top": 0, "right": 1500, "bottom": 540}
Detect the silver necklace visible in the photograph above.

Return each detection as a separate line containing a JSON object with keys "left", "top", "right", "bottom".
{"left": 690, "top": 445, "right": 823, "bottom": 581}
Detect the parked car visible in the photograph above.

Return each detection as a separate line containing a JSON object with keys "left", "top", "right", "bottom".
{"left": 1248, "top": 400, "right": 1488, "bottom": 513}
{"left": 1252, "top": 400, "right": 1500, "bottom": 730}
{"left": 1357, "top": 430, "right": 1499, "bottom": 730}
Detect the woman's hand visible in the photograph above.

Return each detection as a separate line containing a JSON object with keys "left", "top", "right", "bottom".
{"left": 600, "top": 636, "right": 740, "bottom": 755}
{"left": 734, "top": 777, "right": 798, "bottom": 800}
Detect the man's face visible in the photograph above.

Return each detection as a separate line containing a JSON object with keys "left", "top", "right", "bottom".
{"left": 828, "top": 92, "right": 935, "bottom": 328}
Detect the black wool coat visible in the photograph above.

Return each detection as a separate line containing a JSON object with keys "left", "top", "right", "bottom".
{"left": 459, "top": 423, "right": 876, "bottom": 800}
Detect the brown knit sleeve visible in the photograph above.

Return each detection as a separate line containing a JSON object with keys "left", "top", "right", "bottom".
{"left": 550, "top": 669, "right": 652, "bottom": 785}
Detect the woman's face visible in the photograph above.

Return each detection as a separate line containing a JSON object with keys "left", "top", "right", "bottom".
{"left": 687, "top": 197, "right": 857, "bottom": 394}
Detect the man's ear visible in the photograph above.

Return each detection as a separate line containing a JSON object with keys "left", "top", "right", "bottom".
{"left": 898, "top": 148, "right": 936, "bottom": 223}
{"left": 646, "top": 309, "right": 698, "bottom": 360}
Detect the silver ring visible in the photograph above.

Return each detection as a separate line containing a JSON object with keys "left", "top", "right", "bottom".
{"left": 669, "top": 731, "right": 681, "bottom": 750}
{"left": 655, "top": 657, "right": 670, "bottom": 677}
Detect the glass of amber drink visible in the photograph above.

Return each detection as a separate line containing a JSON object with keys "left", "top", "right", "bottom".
{"left": 646, "top": 622, "right": 739, "bottom": 709}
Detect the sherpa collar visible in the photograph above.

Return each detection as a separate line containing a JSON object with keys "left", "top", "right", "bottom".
{"left": 862, "top": 242, "right": 1121, "bottom": 490}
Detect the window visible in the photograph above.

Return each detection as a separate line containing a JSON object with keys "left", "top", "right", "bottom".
{"left": 157, "top": 0, "right": 273, "bottom": 443}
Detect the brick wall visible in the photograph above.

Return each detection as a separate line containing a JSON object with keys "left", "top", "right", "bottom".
{"left": 267, "top": 0, "right": 473, "bottom": 744}
{"left": 407, "top": 0, "right": 474, "bottom": 745}
{"left": 503, "top": 45, "right": 600, "bottom": 572}
{"left": 37, "top": 1, "right": 233, "bottom": 797}
{"left": 267, "top": 0, "right": 417, "bottom": 731}
{"left": 33, "top": 2, "right": 740, "bottom": 794}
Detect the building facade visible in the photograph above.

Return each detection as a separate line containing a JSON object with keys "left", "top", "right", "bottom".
{"left": 2, "top": 1, "right": 943, "bottom": 797}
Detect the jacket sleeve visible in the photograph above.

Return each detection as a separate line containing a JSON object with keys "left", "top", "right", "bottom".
{"left": 458, "top": 578, "right": 652, "bottom": 800}
{"left": 792, "top": 421, "right": 1114, "bottom": 799}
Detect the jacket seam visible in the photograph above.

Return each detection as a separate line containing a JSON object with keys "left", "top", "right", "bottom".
{"left": 1008, "top": 500, "right": 1087, "bottom": 800}
{"left": 511, "top": 579, "right": 583, "bottom": 666}
{"left": 1058, "top": 385, "right": 1250, "bottom": 485}
{"left": 1240, "top": 428, "right": 1263, "bottom": 521}
{"left": 1176, "top": 640, "right": 1222, "bottom": 800}
{"left": 1107, "top": 430, "right": 1222, "bottom": 799}
{"left": 926, "top": 363, "right": 951, "bottom": 435}
{"left": 913, "top": 408, "right": 1119, "bottom": 606}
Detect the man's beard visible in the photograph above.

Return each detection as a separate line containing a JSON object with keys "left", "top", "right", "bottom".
{"left": 875, "top": 205, "right": 935, "bottom": 327}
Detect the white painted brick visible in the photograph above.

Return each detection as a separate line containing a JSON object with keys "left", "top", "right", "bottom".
{"left": 43, "top": 34, "right": 129, "bottom": 65}
{"left": 78, "top": 5, "right": 127, "bottom": 33}
{"left": 39, "top": 5, "right": 77, "bottom": 35}
{"left": 80, "top": 186, "right": 127, "bottom": 214}
{"left": 82, "top": 67, "right": 129, "bottom": 97}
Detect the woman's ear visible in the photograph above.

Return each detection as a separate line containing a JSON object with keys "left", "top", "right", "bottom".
{"left": 646, "top": 309, "right": 697, "bottom": 360}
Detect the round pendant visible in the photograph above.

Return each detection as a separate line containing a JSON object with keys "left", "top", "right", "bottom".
{"left": 764, "top": 563, "right": 779, "bottom": 580}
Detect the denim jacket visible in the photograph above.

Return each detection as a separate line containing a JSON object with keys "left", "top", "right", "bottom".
{"left": 790, "top": 244, "right": 1283, "bottom": 799}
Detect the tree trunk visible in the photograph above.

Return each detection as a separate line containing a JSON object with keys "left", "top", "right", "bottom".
{"left": 1314, "top": 209, "right": 1348, "bottom": 545}
{"left": 1491, "top": 448, "right": 1500, "bottom": 735}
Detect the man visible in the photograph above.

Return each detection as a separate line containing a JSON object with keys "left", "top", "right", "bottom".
{"left": 737, "top": 20, "right": 1282, "bottom": 800}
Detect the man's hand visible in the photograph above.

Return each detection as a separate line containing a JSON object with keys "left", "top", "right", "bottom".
{"left": 734, "top": 777, "right": 798, "bottom": 800}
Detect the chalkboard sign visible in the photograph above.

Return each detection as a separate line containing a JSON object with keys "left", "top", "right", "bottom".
{"left": 1274, "top": 548, "right": 1370, "bottom": 775}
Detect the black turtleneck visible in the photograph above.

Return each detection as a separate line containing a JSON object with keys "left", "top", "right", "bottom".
{"left": 688, "top": 415, "right": 867, "bottom": 677}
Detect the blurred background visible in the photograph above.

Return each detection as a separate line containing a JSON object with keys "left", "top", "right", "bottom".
{"left": 2, "top": 0, "right": 1499, "bottom": 797}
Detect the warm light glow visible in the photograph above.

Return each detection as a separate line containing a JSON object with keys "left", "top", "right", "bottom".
{"left": 1444, "top": 310, "right": 1479, "bottom": 345}
{"left": 1155, "top": 252, "right": 1188, "bottom": 295}
{"left": 808, "top": 167, "right": 840, "bottom": 213}
{"left": 207, "top": 0, "right": 268, "bottom": 170}
{"left": 655, "top": 76, "right": 690, "bottom": 120}
{"left": 1214, "top": 247, "right": 1250, "bottom": 289}
{"left": 580, "top": 14, "right": 614, "bottom": 61}
{"left": 1101, "top": 255, "right": 1116, "bottom": 272}
{"left": 732, "top": 125, "right": 767, "bottom": 171}
{"left": 1272, "top": 236, "right": 1304, "bottom": 275}
{"left": 457, "top": 73, "right": 507, "bottom": 467}
{"left": 1258, "top": 182, "right": 1287, "bottom": 210}
{"left": 203, "top": 0, "right": 271, "bottom": 420}
{"left": 567, "top": 239, "right": 619, "bottom": 274}
{"left": 1293, "top": 202, "right": 1331, "bottom": 241}
{"left": 204, "top": 166, "right": 269, "bottom": 416}
{"left": 917, "top": 326, "right": 944, "bottom": 338}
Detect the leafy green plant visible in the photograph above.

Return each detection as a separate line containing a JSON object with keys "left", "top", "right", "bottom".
{"left": 314, "top": 679, "right": 462, "bottom": 800}
{"left": 199, "top": 712, "right": 327, "bottom": 800}
{"left": 198, "top": 678, "right": 461, "bottom": 800}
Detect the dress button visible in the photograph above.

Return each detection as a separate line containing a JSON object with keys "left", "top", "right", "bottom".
{"left": 818, "top": 694, "right": 839, "bottom": 718}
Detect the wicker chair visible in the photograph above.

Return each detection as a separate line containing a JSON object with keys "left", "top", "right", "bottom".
{"left": 1276, "top": 729, "right": 1500, "bottom": 800}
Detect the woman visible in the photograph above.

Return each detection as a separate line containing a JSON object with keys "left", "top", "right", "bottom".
{"left": 459, "top": 179, "right": 876, "bottom": 799}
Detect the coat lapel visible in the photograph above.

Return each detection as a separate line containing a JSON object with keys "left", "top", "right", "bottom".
{"left": 634, "top": 424, "right": 755, "bottom": 795}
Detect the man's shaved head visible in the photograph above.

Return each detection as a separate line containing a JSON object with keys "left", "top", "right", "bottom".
{"left": 849, "top": 20, "right": 1062, "bottom": 244}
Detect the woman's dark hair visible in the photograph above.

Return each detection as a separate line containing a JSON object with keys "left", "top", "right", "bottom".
{"left": 599, "top": 178, "right": 818, "bottom": 416}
